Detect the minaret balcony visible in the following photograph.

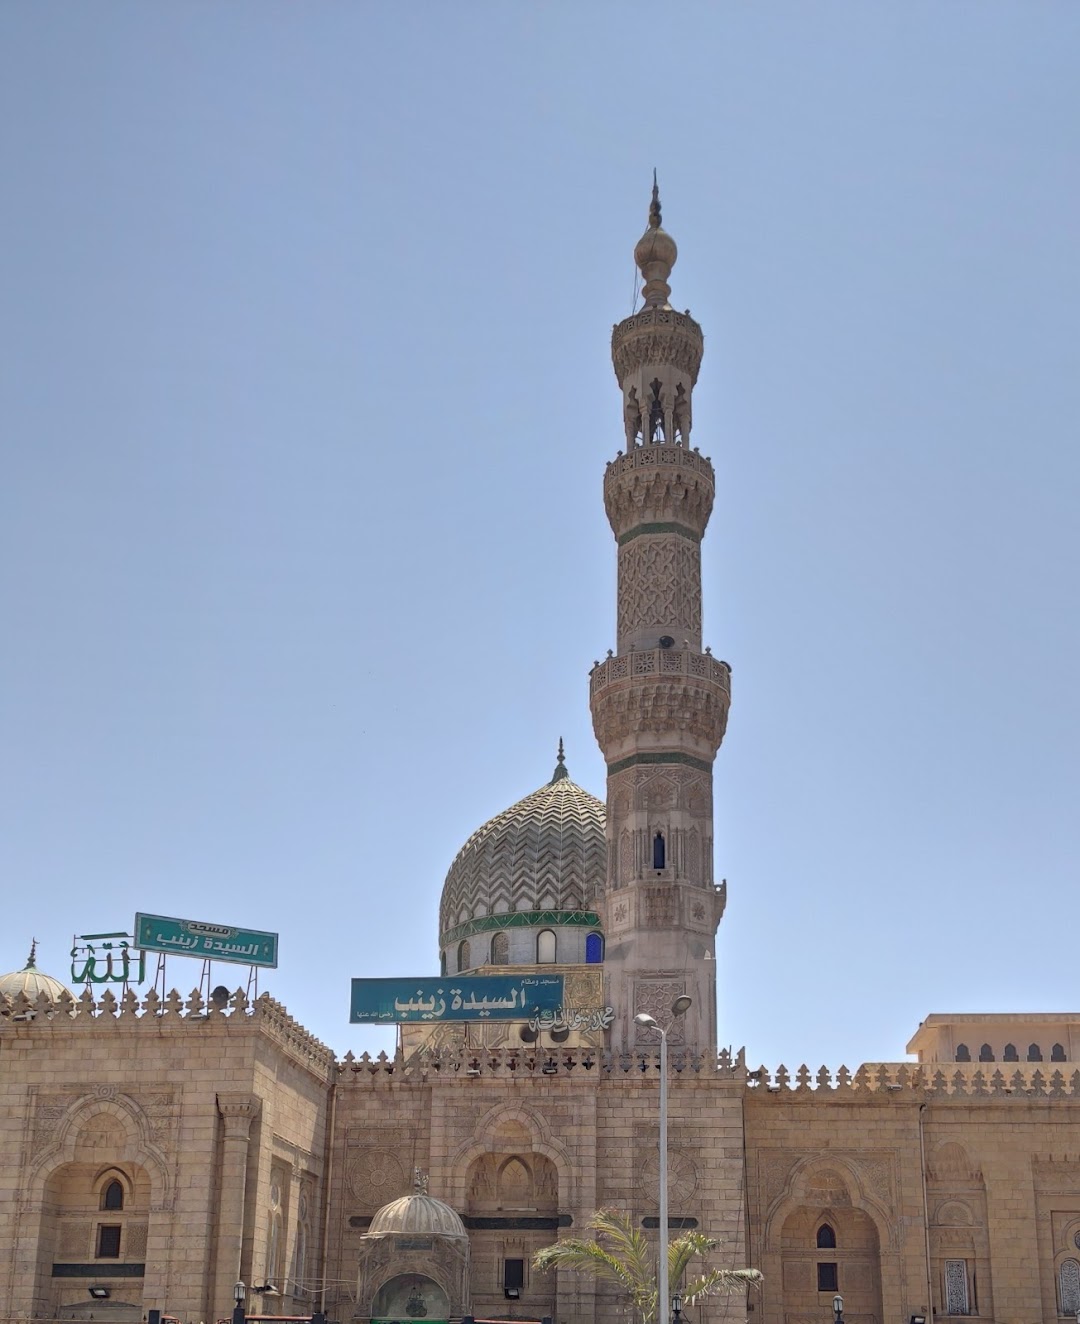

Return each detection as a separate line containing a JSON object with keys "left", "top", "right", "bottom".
{"left": 589, "top": 647, "right": 731, "bottom": 759}
{"left": 590, "top": 646, "right": 730, "bottom": 693}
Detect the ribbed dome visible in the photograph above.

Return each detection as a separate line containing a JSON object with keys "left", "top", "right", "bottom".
{"left": 438, "top": 748, "right": 606, "bottom": 949}
{"left": 369, "top": 1193, "right": 467, "bottom": 1240}
{"left": 0, "top": 942, "right": 71, "bottom": 1003}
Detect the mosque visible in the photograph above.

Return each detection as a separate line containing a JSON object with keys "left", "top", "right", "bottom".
{"left": 3, "top": 189, "right": 1080, "bottom": 1324}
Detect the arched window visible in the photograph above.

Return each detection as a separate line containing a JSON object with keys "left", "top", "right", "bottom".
{"left": 955, "top": 1044, "right": 971, "bottom": 1062}
{"left": 816, "top": 1224, "right": 836, "bottom": 1249}
{"left": 457, "top": 939, "right": 471, "bottom": 972}
{"left": 101, "top": 1179, "right": 124, "bottom": 1211}
{"left": 653, "top": 831, "right": 666, "bottom": 870}
{"left": 440, "top": 950, "right": 447, "bottom": 977}
{"left": 537, "top": 930, "right": 556, "bottom": 964}
{"left": 1027, "top": 1043, "right": 1043, "bottom": 1062}
{"left": 978, "top": 1043, "right": 995, "bottom": 1062}
{"left": 1052, "top": 1043, "right": 1067, "bottom": 1062}
{"left": 1060, "top": 1258, "right": 1080, "bottom": 1315}
{"left": 491, "top": 932, "right": 509, "bottom": 965}
{"left": 1003, "top": 1043, "right": 1019, "bottom": 1062}
{"left": 585, "top": 933, "right": 604, "bottom": 964}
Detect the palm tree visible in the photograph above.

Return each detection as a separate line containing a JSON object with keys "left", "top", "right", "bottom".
{"left": 532, "top": 1208, "right": 761, "bottom": 1324}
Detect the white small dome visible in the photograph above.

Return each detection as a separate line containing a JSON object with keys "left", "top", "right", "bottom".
{"left": 0, "top": 942, "right": 71, "bottom": 1003}
{"left": 369, "top": 1193, "right": 467, "bottom": 1240}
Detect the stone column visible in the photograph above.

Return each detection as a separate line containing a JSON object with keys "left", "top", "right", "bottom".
{"left": 214, "top": 1093, "right": 261, "bottom": 1319}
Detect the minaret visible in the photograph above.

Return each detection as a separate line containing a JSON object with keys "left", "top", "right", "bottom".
{"left": 590, "top": 181, "right": 731, "bottom": 1054}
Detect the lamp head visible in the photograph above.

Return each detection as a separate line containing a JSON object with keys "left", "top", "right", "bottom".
{"left": 833, "top": 1294, "right": 844, "bottom": 1317}
{"left": 635, "top": 1012, "right": 658, "bottom": 1028}
{"left": 672, "top": 1290, "right": 683, "bottom": 1310}
{"left": 671, "top": 995, "right": 692, "bottom": 1017}
{"left": 234, "top": 1282, "right": 246, "bottom": 1305}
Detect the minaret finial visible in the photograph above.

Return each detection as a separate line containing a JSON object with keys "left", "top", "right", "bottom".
{"left": 25, "top": 938, "right": 38, "bottom": 970}
{"left": 634, "top": 172, "right": 677, "bottom": 309}
{"left": 551, "top": 737, "right": 569, "bottom": 782}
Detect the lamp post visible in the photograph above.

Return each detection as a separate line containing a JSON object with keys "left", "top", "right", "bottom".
{"left": 635, "top": 995, "right": 693, "bottom": 1324}
{"left": 832, "top": 1293, "right": 844, "bottom": 1324}
{"left": 232, "top": 1281, "right": 246, "bottom": 1324}
{"left": 671, "top": 1289, "right": 684, "bottom": 1324}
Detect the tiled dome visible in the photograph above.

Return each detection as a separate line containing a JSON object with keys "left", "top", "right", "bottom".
{"left": 0, "top": 941, "right": 71, "bottom": 1003}
{"left": 438, "top": 745, "right": 606, "bottom": 950}
{"left": 369, "top": 1193, "right": 467, "bottom": 1240}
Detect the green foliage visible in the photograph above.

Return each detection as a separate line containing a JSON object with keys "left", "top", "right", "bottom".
{"left": 532, "top": 1208, "right": 762, "bottom": 1324}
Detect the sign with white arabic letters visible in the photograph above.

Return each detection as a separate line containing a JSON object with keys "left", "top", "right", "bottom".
{"left": 349, "top": 975, "right": 564, "bottom": 1023}
{"left": 134, "top": 912, "right": 279, "bottom": 968}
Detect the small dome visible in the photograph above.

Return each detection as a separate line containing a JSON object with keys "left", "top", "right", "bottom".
{"left": 0, "top": 941, "right": 71, "bottom": 1003}
{"left": 369, "top": 1193, "right": 467, "bottom": 1240}
{"left": 439, "top": 746, "right": 606, "bottom": 950}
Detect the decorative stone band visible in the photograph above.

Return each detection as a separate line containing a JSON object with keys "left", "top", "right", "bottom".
{"left": 604, "top": 442, "right": 714, "bottom": 481}
{"left": 617, "top": 520, "right": 699, "bottom": 547}
{"left": 590, "top": 647, "right": 730, "bottom": 692}
{"left": 605, "top": 750, "right": 714, "bottom": 777}
{"left": 611, "top": 308, "right": 704, "bottom": 387}
{"left": 440, "top": 909, "right": 602, "bottom": 946}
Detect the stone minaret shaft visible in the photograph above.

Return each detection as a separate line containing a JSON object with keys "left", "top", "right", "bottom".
{"left": 590, "top": 182, "right": 730, "bottom": 1054}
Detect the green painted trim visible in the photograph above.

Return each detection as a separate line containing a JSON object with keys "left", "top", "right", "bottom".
{"left": 606, "top": 751, "right": 713, "bottom": 777}
{"left": 617, "top": 521, "right": 700, "bottom": 547}
{"left": 442, "top": 910, "right": 602, "bottom": 945}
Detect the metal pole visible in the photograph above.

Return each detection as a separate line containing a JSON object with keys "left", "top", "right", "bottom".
{"left": 658, "top": 1026, "right": 669, "bottom": 1324}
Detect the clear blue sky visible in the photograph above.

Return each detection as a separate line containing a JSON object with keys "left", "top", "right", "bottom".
{"left": 2, "top": 3, "right": 1078, "bottom": 1071}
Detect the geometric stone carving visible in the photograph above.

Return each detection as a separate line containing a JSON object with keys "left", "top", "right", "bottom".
{"left": 617, "top": 536, "right": 702, "bottom": 646}
{"left": 639, "top": 1148, "right": 699, "bottom": 1206}
{"left": 346, "top": 1150, "right": 408, "bottom": 1211}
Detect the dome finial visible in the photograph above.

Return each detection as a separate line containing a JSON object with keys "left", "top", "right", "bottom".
{"left": 24, "top": 938, "right": 38, "bottom": 970}
{"left": 634, "top": 171, "right": 677, "bottom": 309}
{"left": 413, "top": 1167, "right": 429, "bottom": 1195}
{"left": 551, "top": 737, "right": 569, "bottom": 782}
{"left": 649, "top": 167, "right": 662, "bottom": 229}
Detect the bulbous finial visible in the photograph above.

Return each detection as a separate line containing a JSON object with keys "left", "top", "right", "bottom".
{"left": 634, "top": 169, "right": 677, "bottom": 310}
{"left": 551, "top": 737, "right": 569, "bottom": 782}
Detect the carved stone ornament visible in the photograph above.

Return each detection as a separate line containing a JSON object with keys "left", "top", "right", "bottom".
{"left": 639, "top": 1148, "right": 699, "bottom": 1206}
{"left": 604, "top": 463, "right": 715, "bottom": 541}
{"left": 346, "top": 1149, "right": 408, "bottom": 1209}
{"left": 591, "top": 670, "right": 730, "bottom": 753}
{"left": 617, "top": 537, "right": 702, "bottom": 642}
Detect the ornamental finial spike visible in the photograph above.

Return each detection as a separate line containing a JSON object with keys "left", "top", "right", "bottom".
{"left": 634, "top": 172, "right": 677, "bottom": 309}
{"left": 551, "top": 737, "right": 569, "bottom": 783}
{"left": 25, "top": 938, "right": 38, "bottom": 970}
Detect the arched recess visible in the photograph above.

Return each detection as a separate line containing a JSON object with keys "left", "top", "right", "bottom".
{"left": 447, "top": 1101, "right": 574, "bottom": 1214}
{"left": 778, "top": 1203, "right": 882, "bottom": 1320}
{"left": 763, "top": 1158, "right": 892, "bottom": 1324}
{"left": 26, "top": 1094, "right": 172, "bottom": 1206}
{"left": 371, "top": 1272, "right": 451, "bottom": 1323}
{"left": 20, "top": 1093, "right": 173, "bottom": 1320}
{"left": 38, "top": 1159, "right": 153, "bottom": 1319}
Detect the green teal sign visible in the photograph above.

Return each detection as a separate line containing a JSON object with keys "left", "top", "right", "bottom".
{"left": 350, "top": 974, "right": 564, "bottom": 1024}
{"left": 134, "top": 912, "right": 278, "bottom": 968}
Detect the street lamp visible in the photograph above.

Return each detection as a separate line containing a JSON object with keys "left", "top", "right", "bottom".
{"left": 832, "top": 1293, "right": 844, "bottom": 1324}
{"left": 232, "top": 1281, "right": 246, "bottom": 1324}
{"left": 635, "top": 995, "right": 693, "bottom": 1324}
{"left": 671, "top": 1289, "right": 684, "bottom": 1324}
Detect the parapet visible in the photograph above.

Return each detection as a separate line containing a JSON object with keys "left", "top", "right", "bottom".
{"left": 0, "top": 985, "right": 337, "bottom": 1077}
